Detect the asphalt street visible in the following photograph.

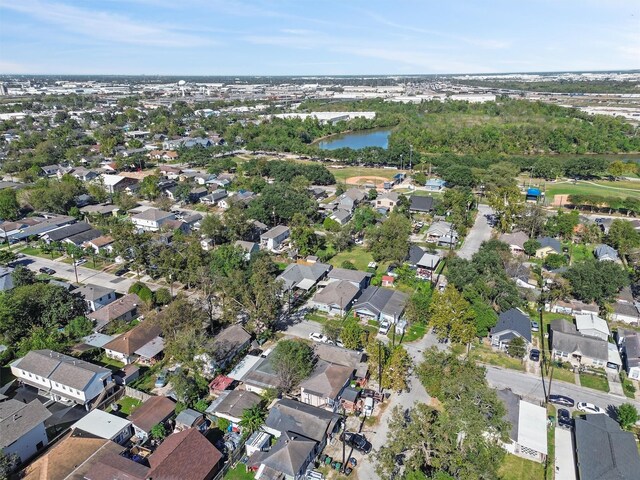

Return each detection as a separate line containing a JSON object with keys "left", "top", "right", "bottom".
{"left": 457, "top": 203, "right": 495, "bottom": 260}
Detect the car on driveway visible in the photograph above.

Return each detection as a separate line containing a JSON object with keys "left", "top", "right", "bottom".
{"left": 114, "top": 266, "right": 129, "bottom": 276}
{"left": 529, "top": 349, "right": 540, "bottom": 362}
{"left": 73, "top": 258, "right": 87, "bottom": 266}
{"left": 549, "top": 394, "right": 575, "bottom": 408}
{"left": 154, "top": 369, "right": 168, "bottom": 388}
{"left": 309, "top": 332, "right": 331, "bottom": 344}
{"left": 341, "top": 432, "right": 372, "bottom": 454}
{"left": 38, "top": 267, "right": 56, "bottom": 275}
{"left": 530, "top": 321, "right": 539, "bottom": 332}
{"left": 557, "top": 408, "right": 573, "bottom": 429}
{"left": 577, "top": 402, "right": 605, "bottom": 414}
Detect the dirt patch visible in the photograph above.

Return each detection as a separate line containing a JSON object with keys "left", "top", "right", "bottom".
{"left": 346, "top": 176, "right": 388, "bottom": 189}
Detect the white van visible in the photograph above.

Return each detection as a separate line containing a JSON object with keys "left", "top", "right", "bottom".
{"left": 363, "top": 397, "right": 374, "bottom": 416}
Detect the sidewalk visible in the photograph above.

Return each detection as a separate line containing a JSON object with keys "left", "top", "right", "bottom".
{"left": 607, "top": 371, "right": 625, "bottom": 397}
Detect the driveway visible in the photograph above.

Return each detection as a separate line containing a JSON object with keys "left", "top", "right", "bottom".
{"left": 457, "top": 204, "right": 494, "bottom": 260}
{"left": 554, "top": 427, "right": 576, "bottom": 480}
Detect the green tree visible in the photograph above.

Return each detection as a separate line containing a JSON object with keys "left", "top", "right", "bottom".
{"left": 200, "top": 214, "right": 227, "bottom": 247}
{"left": 607, "top": 219, "right": 640, "bottom": 256}
{"left": 523, "top": 239, "right": 541, "bottom": 257}
{"left": 139, "top": 174, "right": 161, "bottom": 200}
{"left": 154, "top": 287, "right": 172, "bottom": 306}
{"left": 150, "top": 423, "right": 167, "bottom": 440}
{"left": 428, "top": 286, "right": 476, "bottom": 345}
{"left": 507, "top": 336, "right": 526, "bottom": 358}
{"left": 271, "top": 339, "right": 315, "bottom": 393}
{"left": 487, "top": 184, "right": 524, "bottom": 232}
{"left": 0, "top": 188, "right": 20, "bottom": 221}
{"left": 341, "top": 318, "right": 364, "bottom": 350}
{"left": 65, "top": 316, "right": 94, "bottom": 340}
{"left": 383, "top": 346, "right": 412, "bottom": 391}
{"left": 0, "top": 250, "right": 16, "bottom": 266}
{"left": 544, "top": 253, "right": 567, "bottom": 270}
{"left": 563, "top": 259, "right": 629, "bottom": 305}
{"left": 366, "top": 212, "right": 411, "bottom": 263}
{"left": 616, "top": 403, "right": 638, "bottom": 431}
{"left": 368, "top": 188, "right": 378, "bottom": 200}
{"left": 322, "top": 322, "right": 342, "bottom": 343}
{"left": 0, "top": 451, "right": 19, "bottom": 480}
{"left": 239, "top": 404, "right": 267, "bottom": 434}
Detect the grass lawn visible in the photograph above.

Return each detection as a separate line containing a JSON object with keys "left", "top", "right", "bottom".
{"left": 545, "top": 180, "right": 640, "bottom": 201}
{"left": 469, "top": 343, "right": 525, "bottom": 371}
{"left": 223, "top": 464, "right": 254, "bottom": 480}
{"left": 329, "top": 166, "right": 402, "bottom": 183}
{"left": 116, "top": 396, "right": 142, "bottom": 415}
{"left": 551, "top": 367, "right": 576, "bottom": 385}
{"left": 397, "top": 322, "right": 428, "bottom": 343}
{"left": 97, "top": 355, "right": 125, "bottom": 372}
{"left": 622, "top": 377, "right": 637, "bottom": 399}
{"left": 579, "top": 373, "right": 609, "bottom": 392}
{"left": 329, "top": 247, "right": 374, "bottom": 271}
{"left": 569, "top": 243, "right": 594, "bottom": 263}
{"left": 20, "top": 246, "right": 62, "bottom": 259}
{"left": 305, "top": 311, "right": 329, "bottom": 323}
{"left": 498, "top": 454, "right": 545, "bottom": 480}
{"left": 546, "top": 404, "right": 556, "bottom": 480}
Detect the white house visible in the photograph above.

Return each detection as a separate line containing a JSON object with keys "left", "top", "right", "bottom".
{"left": 498, "top": 390, "right": 548, "bottom": 464}
{"left": 618, "top": 330, "right": 640, "bottom": 380}
{"left": 11, "top": 350, "right": 113, "bottom": 409}
{"left": 71, "top": 409, "right": 132, "bottom": 445}
{"left": 260, "top": 225, "right": 290, "bottom": 252}
{"left": 75, "top": 284, "right": 116, "bottom": 312}
{"left": 130, "top": 208, "right": 176, "bottom": 232}
{"left": 575, "top": 313, "right": 610, "bottom": 341}
{"left": 0, "top": 399, "right": 51, "bottom": 465}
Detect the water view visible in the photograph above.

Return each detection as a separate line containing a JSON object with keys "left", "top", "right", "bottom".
{"left": 318, "top": 128, "right": 392, "bottom": 150}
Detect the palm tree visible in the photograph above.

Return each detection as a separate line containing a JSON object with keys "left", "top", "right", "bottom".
{"left": 239, "top": 405, "right": 267, "bottom": 435}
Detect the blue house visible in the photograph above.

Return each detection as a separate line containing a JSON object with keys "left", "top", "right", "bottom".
{"left": 425, "top": 178, "right": 446, "bottom": 192}
{"left": 526, "top": 188, "right": 542, "bottom": 203}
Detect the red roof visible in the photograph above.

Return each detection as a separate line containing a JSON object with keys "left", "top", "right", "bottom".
{"left": 149, "top": 429, "right": 222, "bottom": 480}
{"left": 209, "top": 375, "right": 234, "bottom": 392}
{"left": 382, "top": 275, "right": 395, "bottom": 283}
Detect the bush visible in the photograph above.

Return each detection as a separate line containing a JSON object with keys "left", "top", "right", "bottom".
{"left": 154, "top": 287, "right": 172, "bottom": 306}
{"left": 217, "top": 417, "right": 230, "bottom": 432}
{"left": 129, "top": 281, "right": 154, "bottom": 306}
{"left": 341, "top": 261, "right": 357, "bottom": 270}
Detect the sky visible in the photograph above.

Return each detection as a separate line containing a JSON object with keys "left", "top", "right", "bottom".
{"left": 0, "top": 0, "right": 638, "bottom": 75}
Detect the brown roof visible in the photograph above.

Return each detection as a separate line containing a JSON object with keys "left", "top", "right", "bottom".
{"left": 128, "top": 396, "right": 175, "bottom": 433}
{"left": 22, "top": 434, "right": 121, "bottom": 480}
{"left": 103, "top": 320, "right": 161, "bottom": 355}
{"left": 88, "top": 235, "right": 114, "bottom": 248}
{"left": 149, "top": 428, "right": 222, "bottom": 480}
{"left": 88, "top": 294, "right": 141, "bottom": 327}
{"left": 82, "top": 450, "right": 150, "bottom": 480}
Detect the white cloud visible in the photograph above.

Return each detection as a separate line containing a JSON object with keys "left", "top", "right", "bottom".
{"left": 0, "top": 0, "right": 214, "bottom": 47}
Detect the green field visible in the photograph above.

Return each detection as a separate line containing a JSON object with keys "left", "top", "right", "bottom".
{"left": 469, "top": 343, "right": 525, "bottom": 371}
{"left": 579, "top": 373, "right": 609, "bottom": 392}
{"left": 115, "top": 396, "right": 142, "bottom": 415}
{"left": 20, "top": 246, "right": 62, "bottom": 259}
{"left": 544, "top": 180, "right": 640, "bottom": 202}
{"left": 498, "top": 453, "right": 545, "bottom": 480}
{"left": 328, "top": 247, "right": 375, "bottom": 271}
{"left": 223, "top": 464, "right": 254, "bottom": 480}
{"left": 551, "top": 367, "right": 575, "bottom": 385}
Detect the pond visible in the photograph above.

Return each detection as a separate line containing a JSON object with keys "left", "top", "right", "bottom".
{"left": 318, "top": 128, "right": 392, "bottom": 150}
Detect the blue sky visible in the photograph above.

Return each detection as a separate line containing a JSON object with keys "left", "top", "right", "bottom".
{"left": 0, "top": 0, "right": 638, "bottom": 75}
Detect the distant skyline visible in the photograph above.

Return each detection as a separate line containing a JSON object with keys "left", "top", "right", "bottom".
{"left": 0, "top": 0, "right": 638, "bottom": 76}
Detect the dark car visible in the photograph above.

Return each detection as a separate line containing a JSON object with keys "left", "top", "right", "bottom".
{"left": 341, "top": 432, "right": 372, "bottom": 454}
{"left": 549, "top": 394, "right": 575, "bottom": 408}
{"left": 557, "top": 408, "right": 573, "bottom": 429}
{"left": 38, "top": 267, "right": 56, "bottom": 275}
{"left": 529, "top": 349, "right": 540, "bottom": 362}
{"left": 114, "top": 266, "right": 129, "bottom": 276}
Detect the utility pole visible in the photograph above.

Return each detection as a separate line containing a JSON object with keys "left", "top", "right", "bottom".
{"left": 409, "top": 144, "right": 413, "bottom": 170}
{"left": 378, "top": 341, "right": 383, "bottom": 394}
{"left": 341, "top": 406, "right": 347, "bottom": 473}
{"left": 72, "top": 254, "right": 79, "bottom": 284}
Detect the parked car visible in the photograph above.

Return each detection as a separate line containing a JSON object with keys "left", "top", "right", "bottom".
{"left": 114, "top": 266, "right": 129, "bottom": 276}
{"left": 363, "top": 397, "right": 374, "bottom": 416}
{"left": 577, "top": 402, "right": 605, "bottom": 414}
{"left": 530, "top": 321, "right": 539, "bottom": 332}
{"left": 38, "top": 267, "right": 56, "bottom": 275}
{"left": 154, "top": 369, "right": 168, "bottom": 388}
{"left": 557, "top": 408, "right": 573, "bottom": 429}
{"left": 73, "top": 258, "right": 87, "bottom": 266}
{"left": 529, "top": 349, "right": 540, "bottom": 362}
{"left": 378, "top": 321, "right": 391, "bottom": 335}
{"left": 341, "top": 432, "right": 372, "bottom": 454}
{"left": 309, "top": 332, "right": 330, "bottom": 343}
{"left": 549, "top": 395, "right": 575, "bottom": 407}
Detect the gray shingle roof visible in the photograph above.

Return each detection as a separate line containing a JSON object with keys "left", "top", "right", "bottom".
{"left": 205, "top": 390, "right": 262, "bottom": 419}
{"left": 76, "top": 284, "right": 115, "bottom": 302}
{"left": 409, "top": 195, "right": 434, "bottom": 212}
{"left": 575, "top": 414, "right": 640, "bottom": 480}
{"left": 251, "top": 431, "right": 316, "bottom": 477}
{"left": 490, "top": 308, "right": 532, "bottom": 343}
{"left": 353, "top": 286, "right": 409, "bottom": 318}
{"left": 312, "top": 280, "right": 360, "bottom": 309}
{"left": 496, "top": 389, "right": 520, "bottom": 443}
{"left": 536, "top": 237, "right": 562, "bottom": 254}
{"left": 277, "top": 262, "right": 331, "bottom": 291}
{"left": 46, "top": 222, "right": 91, "bottom": 241}
{"left": 264, "top": 399, "right": 340, "bottom": 443}
{"left": 551, "top": 330, "right": 608, "bottom": 362}
{"left": 0, "top": 399, "right": 51, "bottom": 449}
{"left": 327, "top": 268, "right": 371, "bottom": 284}
{"left": 594, "top": 244, "right": 619, "bottom": 261}
{"left": 299, "top": 360, "right": 353, "bottom": 399}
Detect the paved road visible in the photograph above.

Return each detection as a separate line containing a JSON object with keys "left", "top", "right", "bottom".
{"left": 18, "top": 254, "right": 161, "bottom": 293}
{"left": 555, "top": 427, "right": 577, "bottom": 480}
{"left": 457, "top": 204, "right": 494, "bottom": 260}
{"left": 484, "top": 365, "right": 639, "bottom": 412}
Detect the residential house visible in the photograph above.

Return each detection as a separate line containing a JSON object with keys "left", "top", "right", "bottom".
{"left": 330, "top": 209, "right": 352, "bottom": 226}
{"left": 250, "top": 431, "right": 317, "bottom": 480}
{"left": 205, "top": 390, "right": 262, "bottom": 426}
{"left": 594, "top": 244, "right": 619, "bottom": 262}
{"left": 409, "top": 195, "right": 434, "bottom": 213}
{"left": 425, "top": 221, "right": 458, "bottom": 247}
{"left": 311, "top": 280, "right": 361, "bottom": 316}
{"left": 337, "top": 188, "right": 366, "bottom": 212}
{"left": 326, "top": 268, "right": 372, "bottom": 289}
{"left": 260, "top": 225, "right": 290, "bottom": 252}
{"left": 498, "top": 231, "right": 529, "bottom": 255}
{"left": 299, "top": 360, "right": 353, "bottom": 410}
{"left": 550, "top": 319, "right": 621, "bottom": 370}
{"left": 148, "top": 428, "right": 223, "bottom": 480}
{"left": 80, "top": 203, "right": 120, "bottom": 219}
{"left": 575, "top": 313, "right": 610, "bottom": 341}
{"left": 200, "top": 189, "right": 227, "bottom": 206}
{"left": 6, "top": 215, "right": 76, "bottom": 243}
{"left": 189, "top": 186, "right": 209, "bottom": 202}
{"left": 83, "top": 235, "right": 115, "bottom": 255}
{"left": 424, "top": 178, "right": 446, "bottom": 192}
{"left": 10, "top": 350, "right": 113, "bottom": 408}
{"left": 63, "top": 228, "right": 102, "bottom": 247}
{"left": 41, "top": 221, "right": 91, "bottom": 243}
{"left": 313, "top": 344, "right": 368, "bottom": 385}
{"left": 574, "top": 414, "right": 640, "bottom": 480}
{"left": 0, "top": 399, "right": 51, "bottom": 465}
{"left": 0, "top": 266, "right": 15, "bottom": 292}
{"left": 240, "top": 354, "right": 281, "bottom": 395}
{"left": 174, "top": 409, "right": 208, "bottom": 434}
{"left": 617, "top": 329, "right": 640, "bottom": 380}
{"left": 196, "top": 324, "right": 251, "bottom": 376}
{"left": 407, "top": 245, "right": 441, "bottom": 279}
{"left": 352, "top": 286, "right": 409, "bottom": 324}
{"left": 131, "top": 208, "right": 176, "bottom": 232}
{"left": 489, "top": 308, "right": 532, "bottom": 350}
{"left": 71, "top": 409, "right": 132, "bottom": 445}
{"left": 100, "top": 174, "right": 138, "bottom": 194}
{"left": 88, "top": 293, "right": 142, "bottom": 332}
{"left": 163, "top": 137, "right": 215, "bottom": 150}
{"left": 71, "top": 167, "right": 100, "bottom": 182}
{"left": 235, "top": 240, "right": 260, "bottom": 260}
{"left": 497, "top": 389, "right": 548, "bottom": 463}
{"left": 103, "top": 321, "right": 164, "bottom": 365}
{"left": 277, "top": 262, "right": 332, "bottom": 293}
{"left": 208, "top": 375, "right": 234, "bottom": 396}
{"left": 611, "top": 287, "right": 640, "bottom": 324}
{"left": 74, "top": 193, "right": 92, "bottom": 207}
{"left": 129, "top": 396, "right": 176, "bottom": 443}
{"left": 375, "top": 192, "right": 399, "bottom": 210}
{"left": 534, "top": 237, "right": 562, "bottom": 259}
{"left": 152, "top": 151, "right": 180, "bottom": 163}
{"left": 76, "top": 284, "right": 116, "bottom": 312}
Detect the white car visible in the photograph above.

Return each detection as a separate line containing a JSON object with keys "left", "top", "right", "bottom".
{"left": 576, "top": 402, "right": 605, "bottom": 414}
{"left": 309, "top": 332, "right": 330, "bottom": 343}
{"left": 74, "top": 258, "right": 87, "bottom": 266}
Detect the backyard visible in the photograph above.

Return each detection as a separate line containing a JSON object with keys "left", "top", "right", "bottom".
{"left": 328, "top": 247, "right": 375, "bottom": 272}
{"left": 468, "top": 342, "right": 525, "bottom": 371}
{"left": 498, "top": 454, "right": 545, "bottom": 480}
{"left": 223, "top": 463, "right": 254, "bottom": 480}
{"left": 579, "top": 373, "right": 609, "bottom": 392}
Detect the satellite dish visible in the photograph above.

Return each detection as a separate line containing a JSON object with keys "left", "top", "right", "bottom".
{"left": 177, "top": 80, "right": 186, "bottom": 86}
